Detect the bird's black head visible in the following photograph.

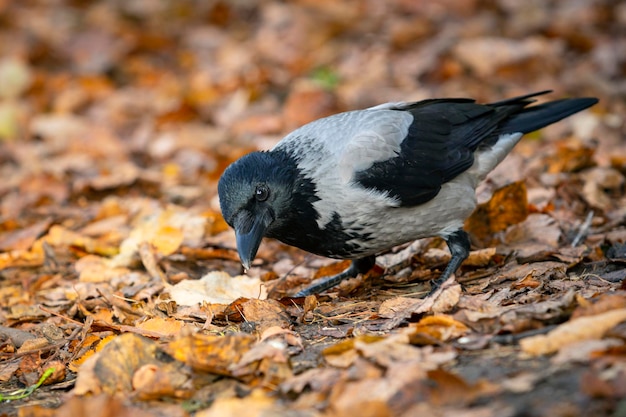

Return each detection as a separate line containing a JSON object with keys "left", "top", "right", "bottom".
{"left": 218, "top": 150, "right": 298, "bottom": 269}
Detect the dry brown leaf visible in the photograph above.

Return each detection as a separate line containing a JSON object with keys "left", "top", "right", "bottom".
{"left": 41, "top": 360, "right": 66, "bottom": 385}
{"left": 0, "top": 247, "right": 44, "bottom": 270}
{"left": 39, "top": 225, "right": 119, "bottom": 257}
{"left": 302, "top": 294, "right": 319, "bottom": 322}
{"left": 196, "top": 389, "right": 292, "bottom": 417}
{"left": 73, "top": 333, "right": 188, "bottom": 396}
{"left": 492, "top": 261, "right": 567, "bottom": 284}
{"left": 580, "top": 363, "right": 626, "bottom": 400}
{"left": 259, "top": 326, "right": 303, "bottom": 348}
{"left": 239, "top": 298, "right": 290, "bottom": 334}
{"left": 166, "top": 271, "right": 267, "bottom": 305}
{"left": 571, "top": 293, "right": 626, "bottom": 319}
{"left": 279, "top": 367, "right": 342, "bottom": 395}
{"left": 452, "top": 37, "right": 561, "bottom": 78}
{"left": 323, "top": 336, "right": 383, "bottom": 369}
{"left": 229, "top": 338, "right": 293, "bottom": 386}
{"left": 132, "top": 363, "right": 192, "bottom": 400}
{"left": 511, "top": 273, "right": 542, "bottom": 290}
{"left": 0, "top": 218, "right": 52, "bottom": 251}
{"left": 465, "top": 181, "right": 528, "bottom": 245}
{"left": 581, "top": 167, "right": 625, "bottom": 211}
{"left": 17, "top": 337, "right": 50, "bottom": 353}
{"left": 328, "top": 366, "right": 418, "bottom": 417}
{"left": 0, "top": 360, "right": 20, "bottom": 384}
{"left": 520, "top": 308, "right": 626, "bottom": 355}
{"left": 167, "top": 332, "right": 256, "bottom": 375}
{"left": 408, "top": 315, "right": 470, "bottom": 345}
{"left": 463, "top": 247, "right": 497, "bottom": 267}
{"left": 69, "top": 334, "right": 115, "bottom": 373}
{"left": 136, "top": 317, "right": 185, "bottom": 338}
{"left": 48, "top": 394, "right": 166, "bottom": 417}
{"left": 503, "top": 213, "right": 562, "bottom": 249}
{"left": 138, "top": 242, "right": 167, "bottom": 283}
{"left": 379, "top": 275, "right": 461, "bottom": 323}
{"left": 283, "top": 86, "right": 341, "bottom": 130}
{"left": 552, "top": 339, "right": 624, "bottom": 365}
{"left": 355, "top": 335, "right": 431, "bottom": 369}
{"left": 74, "top": 255, "right": 131, "bottom": 283}
{"left": 427, "top": 368, "right": 499, "bottom": 406}
{"left": 179, "top": 246, "right": 240, "bottom": 262}
{"left": 543, "top": 138, "right": 596, "bottom": 174}
{"left": 112, "top": 206, "right": 206, "bottom": 267}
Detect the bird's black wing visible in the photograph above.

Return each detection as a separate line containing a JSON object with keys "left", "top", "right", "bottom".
{"left": 354, "top": 94, "right": 540, "bottom": 207}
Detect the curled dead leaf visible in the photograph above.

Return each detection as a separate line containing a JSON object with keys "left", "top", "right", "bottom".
{"left": 132, "top": 363, "right": 192, "bottom": 400}
{"left": 409, "top": 315, "right": 470, "bottom": 345}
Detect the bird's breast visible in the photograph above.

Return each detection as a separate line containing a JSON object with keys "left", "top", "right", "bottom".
{"left": 269, "top": 173, "right": 478, "bottom": 259}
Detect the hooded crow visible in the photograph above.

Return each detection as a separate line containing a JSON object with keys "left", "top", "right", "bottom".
{"left": 218, "top": 91, "right": 598, "bottom": 297}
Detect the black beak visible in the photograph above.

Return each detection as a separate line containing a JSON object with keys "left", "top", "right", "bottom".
{"left": 234, "top": 209, "right": 273, "bottom": 270}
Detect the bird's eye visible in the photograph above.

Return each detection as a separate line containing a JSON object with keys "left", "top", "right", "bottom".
{"left": 255, "top": 184, "right": 269, "bottom": 202}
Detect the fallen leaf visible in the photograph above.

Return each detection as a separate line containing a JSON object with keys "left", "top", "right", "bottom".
{"left": 73, "top": 333, "right": 189, "bottom": 396}
{"left": 427, "top": 368, "right": 499, "bottom": 406}
{"left": 36, "top": 394, "right": 163, "bottom": 417}
{"left": 0, "top": 218, "right": 52, "bottom": 251}
{"left": 408, "top": 315, "right": 470, "bottom": 345}
{"left": 580, "top": 363, "right": 626, "bottom": 399}
{"left": 465, "top": 181, "right": 528, "bottom": 245}
{"left": 571, "top": 293, "right": 626, "bottom": 319}
{"left": 463, "top": 247, "right": 497, "bottom": 267}
{"left": 452, "top": 37, "right": 561, "bottom": 78}
{"left": 136, "top": 317, "right": 185, "bottom": 338}
{"left": 503, "top": 213, "right": 562, "bottom": 253}
{"left": 111, "top": 206, "right": 206, "bottom": 267}
{"left": 132, "top": 363, "right": 192, "bottom": 400}
{"left": 167, "top": 332, "right": 256, "bottom": 375}
{"left": 581, "top": 167, "right": 624, "bottom": 211}
{"left": 520, "top": 308, "right": 626, "bottom": 355}
{"left": 279, "top": 367, "right": 342, "bottom": 395}
{"left": 543, "top": 138, "right": 596, "bottom": 174}
{"left": 166, "top": 271, "right": 267, "bottom": 305}
{"left": 239, "top": 298, "right": 291, "bottom": 334}
{"left": 196, "top": 389, "right": 292, "bottom": 417}
{"left": 74, "top": 255, "right": 131, "bottom": 283}
{"left": 0, "top": 57, "right": 32, "bottom": 99}
{"left": 379, "top": 275, "right": 461, "bottom": 325}
{"left": 551, "top": 338, "right": 624, "bottom": 364}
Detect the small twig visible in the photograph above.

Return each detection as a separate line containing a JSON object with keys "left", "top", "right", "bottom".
{"left": 38, "top": 306, "right": 84, "bottom": 326}
{"left": 571, "top": 210, "right": 594, "bottom": 247}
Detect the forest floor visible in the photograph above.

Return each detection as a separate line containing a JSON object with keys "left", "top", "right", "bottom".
{"left": 0, "top": 1, "right": 625, "bottom": 416}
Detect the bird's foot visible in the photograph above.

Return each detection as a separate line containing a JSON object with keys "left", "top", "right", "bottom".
{"left": 425, "top": 229, "right": 470, "bottom": 297}
{"left": 293, "top": 256, "right": 376, "bottom": 297}
{"left": 427, "top": 273, "right": 458, "bottom": 297}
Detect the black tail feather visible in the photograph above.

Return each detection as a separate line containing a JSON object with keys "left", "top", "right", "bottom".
{"left": 489, "top": 90, "right": 553, "bottom": 107}
{"left": 502, "top": 96, "right": 598, "bottom": 135}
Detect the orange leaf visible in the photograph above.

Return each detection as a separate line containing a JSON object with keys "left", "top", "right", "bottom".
{"left": 465, "top": 181, "right": 528, "bottom": 244}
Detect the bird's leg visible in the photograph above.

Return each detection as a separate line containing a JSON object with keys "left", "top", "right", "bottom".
{"left": 430, "top": 230, "right": 470, "bottom": 291}
{"left": 294, "top": 255, "right": 376, "bottom": 297}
